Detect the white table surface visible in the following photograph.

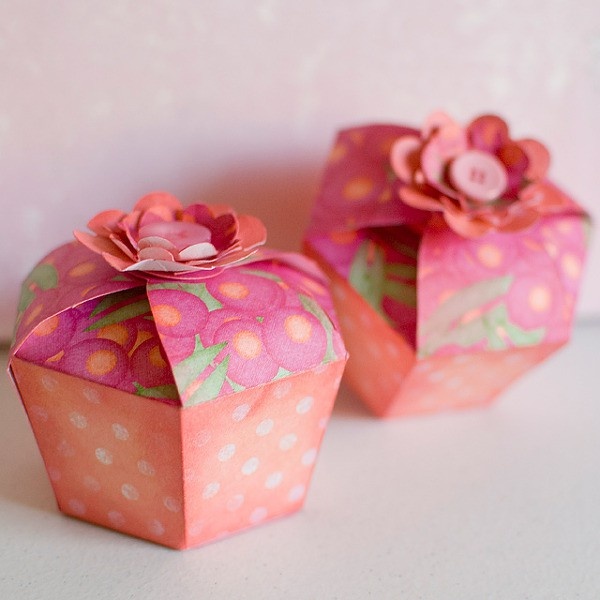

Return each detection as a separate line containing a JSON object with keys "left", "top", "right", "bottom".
{"left": 1, "top": 323, "right": 599, "bottom": 600}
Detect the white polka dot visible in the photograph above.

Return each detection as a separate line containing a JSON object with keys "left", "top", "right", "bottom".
{"left": 314, "top": 363, "right": 328, "bottom": 374}
{"left": 83, "top": 475, "right": 101, "bottom": 492}
{"left": 163, "top": 496, "right": 181, "bottom": 512}
{"left": 332, "top": 375, "right": 343, "bottom": 389}
{"left": 367, "top": 342, "right": 381, "bottom": 358}
{"left": 265, "top": 471, "right": 283, "bottom": 489}
{"left": 301, "top": 448, "right": 318, "bottom": 466}
{"left": 193, "top": 429, "right": 211, "bottom": 447}
{"left": 452, "top": 354, "right": 471, "bottom": 365}
{"left": 95, "top": 447, "right": 112, "bottom": 465}
{"left": 232, "top": 404, "right": 251, "bottom": 422}
{"left": 318, "top": 417, "right": 328, "bottom": 430}
{"left": 47, "top": 466, "right": 61, "bottom": 482}
{"left": 458, "top": 387, "right": 474, "bottom": 399}
{"left": 427, "top": 371, "right": 445, "bottom": 383}
{"left": 256, "top": 419, "right": 274, "bottom": 436}
{"left": 189, "top": 521, "right": 204, "bottom": 536}
{"left": 296, "top": 396, "right": 314, "bottom": 414}
{"left": 334, "top": 285, "right": 347, "bottom": 300}
{"left": 67, "top": 499, "right": 86, "bottom": 515}
{"left": 202, "top": 481, "right": 221, "bottom": 499}
{"left": 413, "top": 361, "right": 432, "bottom": 373}
{"left": 58, "top": 439, "right": 75, "bottom": 457}
{"left": 386, "top": 342, "right": 400, "bottom": 357}
{"left": 69, "top": 412, "right": 88, "bottom": 429}
{"left": 504, "top": 353, "right": 525, "bottom": 366}
{"left": 446, "top": 376, "right": 463, "bottom": 390}
{"left": 121, "top": 483, "right": 139, "bottom": 501}
{"left": 183, "top": 467, "right": 199, "bottom": 482}
{"left": 273, "top": 381, "right": 292, "bottom": 399}
{"left": 112, "top": 423, "right": 129, "bottom": 441}
{"left": 249, "top": 507, "right": 268, "bottom": 524}
{"left": 226, "top": 494, "right": 244, "bottom": 511}
{"left": 41, "top": 375, "right": 58, "bottom": 391}
{"left": 279, "top": 433, "right": 298, "bottom": 451}
{"left": 241, "top": 457, "right": 260, "bottom": 475}
{"left": 137, "top": 459, "right": 156, "bottom": 477}
{"left": 107, "top": 510, "right": 125, "bottom": 527}
{"left": 29, "top": 405, "right": 49, "bottom": 422}
{"left": 83, "top": 387, "right": 101, "bottom": 404}
{"left": 148, "top": 519, "right": 165, "bottom": 536}
{"left": 360, "top": 312, "right": 371, "bottom": 325}
{"left": 218, "top": 443, "right": 236, "bottom": 462}
{"left": 288, "top": 484, "right": 306, "bottom": 502}
{"left": 340, "top": 315, "right": 355, "bottom": 331}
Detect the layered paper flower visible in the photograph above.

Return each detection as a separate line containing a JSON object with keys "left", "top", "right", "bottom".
{"left": 75, "top": 192, "right": 267, "bottom": 278}
{"left": 390, "top": 112, "right": 567, "bottom": 237}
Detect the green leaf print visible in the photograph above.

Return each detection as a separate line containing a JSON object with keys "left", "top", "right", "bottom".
{"left": 148, "top": 282, "right": 222, "bottom": 312}
{"left": 133, "top": 382, "right": 179, "bottom": 400}
{"left": 18, "top": 263, "right": 59, "bottom": 313}
{"left": 85, "top": 298, "right": 151, "bottom": 331}
{"left": 348, "top": 240, "right": 386, "bottom": 311}
{"left": 185, "top": 356, "right": 230, "bottom": 406}
{"left": 299, "top": 293, "right": 337, "bottom": 363}
{"left": 172, "top": 337, "right": 227, "bottom": 391}
{"left": 382, "top": 280, "right": 417, "bottom": 308}
{"left": 239, "top": 268, "right": 282, "bottom": 282}
{"left": 421, "top": 275, "right": 513, "bottom": 341}
{"left": 420, "top": 303, "right": 546, "bottom": 357}
{"left": 91, "top": 289, "right": 145, "bottom": 317}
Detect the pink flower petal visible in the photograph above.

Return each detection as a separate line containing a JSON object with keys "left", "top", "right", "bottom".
{"left": 399, "top": 187, "right": 445, "bottom": 212}
{"left": 134, "top": 192, "right": 183, "bottom": 212}
{"left": 178, "top": 242, "right": 218, "bottom": 260}
{"left": 138, "top": 246, "right": 176, "bottom": 261}
{"left": 390, "top": 135, "right": 422, "bottom": 182}
{"left": 138, "top": 236, "right": 178, "bottom": 253}
{"left": 496, "top": 142, "right": 529, "bottom": 194}
{"left": 467, "top": 115, "right": 509, "bottom": 153}
{"left": 442, "top": 204, "right": 492, "bottom": 238}
{"left": 87, "top": 210, "right": 126, "bottom": 236}
{"left": 109, "top": 233, "right": 137, "bottom": 260}
{"left": 422, "top": 111, "right": 456, "bottom": 139}
{"left": 138, "top": 221, "right": 212, "bottom": 251}
{"left": 518, "top": 138, "right": 550, "bottom": 180}
{"left": 421, "top": 123, "right": 467, "bottom": 193}
{"left": 74, "top": 230, "right": 131, "bottom": 262}
{"left": 124, "top": 259, "right": 196, "bottom": 272}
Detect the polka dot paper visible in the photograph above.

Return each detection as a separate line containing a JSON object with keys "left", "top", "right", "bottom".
{"left": 304, "top": 117, "right": 590, "bottom": 417}
{"left": 8, "top": 195, "right": 347, "bottom": 549}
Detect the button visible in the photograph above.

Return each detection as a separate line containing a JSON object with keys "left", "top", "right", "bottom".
{"left": 449, "top": 150, "right": 508, "bottom": 203}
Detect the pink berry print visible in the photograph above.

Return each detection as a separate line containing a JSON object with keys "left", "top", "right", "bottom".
{"left": 57, "top": 338, "right": 130, "bottom": 388}
{"left": 206, "top": 270, "right": 285, "bottom": 313}
{"left": 149, "top": 288, "right": 209, "bottom": 338}
{"left": 263, "top": 307, "right": 327, "bottom": 371}
{"left": 130, "top": 338, "right": 174, "bottom": 389}
{"left": 212, "top": 318, "right": 279, "bottom": 387}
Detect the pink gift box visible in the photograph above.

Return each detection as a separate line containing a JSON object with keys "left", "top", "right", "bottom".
{"left": 8, "top": 196, "right": 347, "bottom": 548}
{"left": 304, "top": 115, "right": 590, "bottom": 418}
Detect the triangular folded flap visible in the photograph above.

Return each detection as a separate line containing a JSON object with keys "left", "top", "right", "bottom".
{"left": 307, "top": 124, "right": 589, "bottom": 240}
{"left": 146, "top": 253, "right": 346, "bottom": 407}
{"left": 306, "top": 124, "right": 430, "bottom": 236}
{"left": 10, "top": 241, "right": 144, "bottom": 358}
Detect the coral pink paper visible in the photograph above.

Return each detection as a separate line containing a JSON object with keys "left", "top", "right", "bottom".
{"left": 9, "top": 195, "right": 347, "bottom": 548}
{"left": 305, "top": 118, "right": 590, "bottom": 417}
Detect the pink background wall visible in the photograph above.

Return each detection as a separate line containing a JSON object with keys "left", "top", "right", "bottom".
{"left": 1, "top": 1, "right": 599, "bottom": 340}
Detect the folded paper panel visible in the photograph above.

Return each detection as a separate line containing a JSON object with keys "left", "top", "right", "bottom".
{"left": 8, "top": 192, "right": 348, "bottom": 548}
{"left": 305, "top": 113, "right": 590, "bottom": 417}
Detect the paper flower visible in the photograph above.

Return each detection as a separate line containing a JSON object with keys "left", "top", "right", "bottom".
{"left": 75, "top": 192, "right": 267, "bottom": 277}
{"left": 390, "top": 112, "right": 567, "bottom": 237}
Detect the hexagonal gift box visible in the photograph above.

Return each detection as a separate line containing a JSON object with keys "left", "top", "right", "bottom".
{"left": 8, "top": 194, "right": 347, "bottom": 548}
{"left": 304, "top": 113, "right": 590, "bottom": 417}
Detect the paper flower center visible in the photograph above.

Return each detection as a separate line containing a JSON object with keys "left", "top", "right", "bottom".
{"left": 449, "top": 150, "right": 508, "bottom": 203}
